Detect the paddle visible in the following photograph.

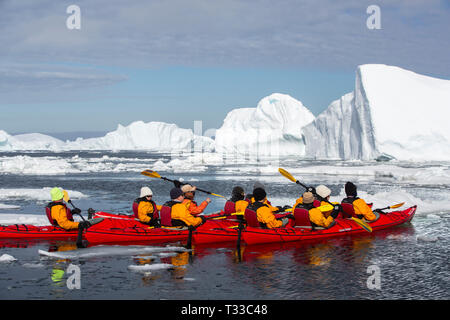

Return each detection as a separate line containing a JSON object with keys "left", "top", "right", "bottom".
{"left": 278, "top": 168, "right": 372, "bottom": 233}
{"left": 141, "top": 170, "right": 226, "bottom": 199}
{"left": 374, "top": 202, "right": 405, "bottom": 213}
{"left": 63, "top": 190, "right": 86, "bottom": 222}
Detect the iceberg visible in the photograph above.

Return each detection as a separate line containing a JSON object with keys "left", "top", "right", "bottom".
{"left": 64, "top": 120, "right": 214, "bottom": 152}
{"left": 214, "top": 93, "right": 315, "bottom": 156}
{"left": 303, "top": 64, "right": 450, "bottom": 161}
{"left": 0, "top": 131, "right": 64, "bottom": 151}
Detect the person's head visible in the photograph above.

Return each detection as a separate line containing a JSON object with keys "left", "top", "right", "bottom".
{"left": 253, "top": 188, "right": 267, "bottom": 202}
{"left": 170, "top": 187, "right": 184, "bottom": 201}
{"left": 140, "top": 186, "right": 153, "bottom": 200}
{"left": 345, "top": 181, "right": 357, "bottom": 197}
{"left": 50, "top": 187, "right": 64, "bottom": 202}
{"left": 231, "top": 186, "right": 245, "bottom": 201}
{"left": 302, "top": 192, "right": 315, "bottom": 204}
{"left": 181, "top": 184, "right": 196, "bottom": 200}
{"left": 316, "top": 185, "right": 331, "bottom": 201}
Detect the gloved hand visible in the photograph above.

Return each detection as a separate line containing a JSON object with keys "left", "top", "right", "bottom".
{"left": 275, "top": 206, "right": 284, "bottom": 213}
{"left": 283, "top": 205, "right": 292, "bottom": 211}
{"left": 200, "top": 216, "right": 207, "bottom": 224}
{"left": 173, "top": 180, "right": 182, "bottom": 188}
{"left": 78, "top": 220, "right": 91, "bottom": 230}
{"left": 285, "top": 214, "right": 295, "bottom": 220}
{"left": 373, "top": 209, "right": 384, "bottom": 214}
{"left": 330, "top": 204, "right": 342, "bottom": 219}
{"left": 307, "top": 186, "right": 316, "bottom": 195}
{"left": 71, "top": 208, "right": 81, "bottom": 215}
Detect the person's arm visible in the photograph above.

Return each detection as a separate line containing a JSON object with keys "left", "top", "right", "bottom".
{"left": 187, "top": 199, "right": 210, "bottom": 215}
{"left": 137, "top": 202, "right": 152, "bottom": 223}
{"left": 172, "top": 203, "right": 203, "bottom": 227}
{"left": 308, "top": 207, "right": 334, "bottom": 228}
{"left": 257, "top": 206, "right": 282, "bottom": 228}
{"left": 353, "top": 199, "right": 377, "bottom": 221}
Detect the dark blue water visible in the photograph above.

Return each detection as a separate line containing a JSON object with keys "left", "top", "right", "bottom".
{"left": 0, "top": 151, "right": 449, "bottom": 300}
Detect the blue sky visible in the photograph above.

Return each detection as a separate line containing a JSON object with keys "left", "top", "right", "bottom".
{"left": 0, "top": 0, "right": 449, "bottom": 135}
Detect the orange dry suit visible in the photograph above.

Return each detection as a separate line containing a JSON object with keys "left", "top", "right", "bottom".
{"left": 46, "top": 202, "right": 79, "bottom": 230}
{"left": 164, "top": 200, "right": 204, "bottom": 227}
{"left": 135, "top": 197, "right": 162, "bottom": 226}
{"left": 296, "top": 202, "right": 335, "bottom": 229}
{"left": 248, "top": 201, "right": 283, "bottom": 229}
{"left": 342, "top": 197, "right": 377, "bottom": 221}
{"left": 182, "top": 198, "right": 209, "bottom": 215}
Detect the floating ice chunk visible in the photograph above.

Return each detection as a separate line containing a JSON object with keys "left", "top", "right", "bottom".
{"left": 0, "top": 254, "right": 17, "bottom": 262}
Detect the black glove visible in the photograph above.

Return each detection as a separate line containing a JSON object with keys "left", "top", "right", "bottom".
{"left": 275, "top": 206, "right": 284, "bottom": 213}
{"left": 307, "top": 186, "right": 316, "bottom": 195}
{"left": 283, "top": 205, "right": 292, "bottom": 211}
{"left": 173, "top": 180, "right": 182, "bottom": 188}
{"left": 373, "top": 209, "right": 384, "bottom": 214}
{"left": 71, "top": 208, "right": 81, "bottom": 215}
{"left": 285, "top": 214, "right": 295, "bottom": 220}
{"left": 78, "top": 220, "right": 91, "bottom": 230}
{"left": 200, "top": 216, "right": 207, "bottom": 224}
{"left": 330, "top": 204, "right": 342, "bottom": 219}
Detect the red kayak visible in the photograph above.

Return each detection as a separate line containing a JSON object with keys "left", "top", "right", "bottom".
{"left": 242, "top": 206, "right": 416, "bottom": 245}
{"left": 0, "top": 224, "right": 79, "bottom": 240}
{"left": 85, "top": 211, "right": 239, "bottom": 244}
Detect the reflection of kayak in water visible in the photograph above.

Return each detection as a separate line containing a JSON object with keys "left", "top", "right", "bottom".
{"left": 242, "top": 206, "right": 416, "bottom": 245}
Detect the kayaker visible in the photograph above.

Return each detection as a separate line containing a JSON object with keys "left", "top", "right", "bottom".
{"left": 247, "top": 182, "right": 288, "bottom": 213}
{"left": 46, "top": 187, "right": 90, "bottom": 231}
{"left": 247, "top": 188, "right": 289, "bottom": 228}
{"left": 299, "top": 191, "right": 337, "bottom": 229}
{"left": 164, "top": 187, "right": 206, "bottom": 227}
{"left": 181, "top": 184, "right": 211, "bottom": 215}
{"left": 135, "top": 187, "right": 161, "bottom": 227}
{"left": 224, "top": 186, "right": 249, "bottom": 213}
{"left": 341, "top": 182, "right": 379, "bottom": 222}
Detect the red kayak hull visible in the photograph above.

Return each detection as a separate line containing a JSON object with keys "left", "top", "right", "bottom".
{"left": 242, "top": 206, "right": 416, "bottom": 245}
{"left": 86, "top": 212, "right": 238, "bottom": 244}
{"left": 0, "top": 224, "right": 79, "bottom": 240}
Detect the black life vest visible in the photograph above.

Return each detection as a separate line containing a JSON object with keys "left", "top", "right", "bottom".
{"left": 45, "top": 202, "right": 73, "bottom": 227}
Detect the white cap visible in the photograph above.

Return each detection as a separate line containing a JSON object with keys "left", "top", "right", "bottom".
{"left": 316, "top": 185, "right": 331, "bottom": 199}
{"left": 140, "top": 187, "right": 153, "bottom": 197}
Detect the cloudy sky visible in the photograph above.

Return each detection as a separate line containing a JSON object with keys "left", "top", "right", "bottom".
{"left": 0, "top": 0, "right": 449, "bottom": 136}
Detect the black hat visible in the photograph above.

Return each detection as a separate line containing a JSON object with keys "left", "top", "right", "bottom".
{"left": 253, "top": 188, "right": 267, "bottom": 201}
{"left": 345, "top": 182, "right": 357, "bottom": 197}
{"left": 170, "top": 187, "right": 183, "bottom": 199}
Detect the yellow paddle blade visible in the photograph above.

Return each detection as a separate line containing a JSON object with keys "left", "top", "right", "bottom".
{"left": 278, "top": 168, "right": 297, "bottom": 183}
{"left": 231, "top": 211, "right": 244, "bottom": 216}
{"left": 63, "top": 190, "right": 70, "bottom": 202}
{"left": 390, "top": 202, "right": 405, "bottom": 209}
{"left": 351, "top": 217, "right": 372, "bottom": 233}
{"left": 210, "top": 193, "right": 226, "bottom": 199}
{"left": 318, "top": 204, "right": 334, "bottom": 212}
{"left": 141, "top": 170, "right": 161, "bottom": 179}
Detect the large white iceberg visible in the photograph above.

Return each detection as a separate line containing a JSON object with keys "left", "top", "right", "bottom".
{"left": 0, "top": 121, "right": 214, "bottom": 153}
{"left": 303, "top": 64, "right": 450, "bottom": 161}
{"left": 66, "top": 121, "right": 214, "bottom": 152}
{"left": 214, "top": 93, "right": 315, "bottom": 156}
{"left": 0, "top": 130, "right": 64, "bottom": 151}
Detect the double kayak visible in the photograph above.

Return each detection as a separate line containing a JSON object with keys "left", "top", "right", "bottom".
{"left": 193, "top": 206, "right": 417, "bottom": 245}
{"left": 241, "top": 205, "right": 417, "bottom": 245}
{"left": 0, "top": 224, "right": 79, "bottom": 240}
{"left": 85, "top": 211, "right": 240, "bottom": 244}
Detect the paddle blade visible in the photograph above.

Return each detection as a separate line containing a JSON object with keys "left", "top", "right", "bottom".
{"left": 351, "top": 217, "right": 372, "bottom": 233}
{"left": 278, "top": 168, "right": 297, "bottom": 183}
{"left": 141, "top": 170, "right": 161, "bottom": 179}
{"left": 63, "top": 190, "right": 70, "bottom": 202}
{"left": 389, "top": 202, "right": 405, "bottom": 209}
